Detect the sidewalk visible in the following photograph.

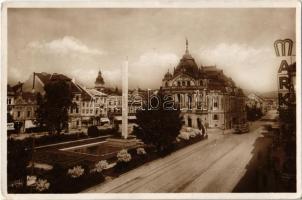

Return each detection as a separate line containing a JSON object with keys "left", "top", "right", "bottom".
{"left": 207, "top": 128, "right": 234, "bottom": 135}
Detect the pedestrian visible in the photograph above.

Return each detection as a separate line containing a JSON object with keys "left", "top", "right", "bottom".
{"left": 205, "top": 121, "right": 209, "bottom": 131}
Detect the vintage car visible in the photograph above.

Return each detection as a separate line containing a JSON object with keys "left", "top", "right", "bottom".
{"left": 233, "top": 122, "right": 250, "bottom": 134}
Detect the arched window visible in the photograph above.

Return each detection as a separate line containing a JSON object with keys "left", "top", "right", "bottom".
{"left": 188, "top": 95, "right": 192, "bottom": 109}
{"left": 177, "top": 94, "right": 181, "bottom": 103}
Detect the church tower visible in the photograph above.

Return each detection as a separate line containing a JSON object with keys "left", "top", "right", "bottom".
{"left": 95, "top": 70, "right": 105, "bottom": 91}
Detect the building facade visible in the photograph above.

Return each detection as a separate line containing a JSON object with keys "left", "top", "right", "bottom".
{"left": 162, "top": 40, "right": 246, "bottom": 129}
{"left": 246, "top": 93, "right": 266, "bottom": 114}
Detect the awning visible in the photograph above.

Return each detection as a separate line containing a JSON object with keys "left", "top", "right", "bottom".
{"left": 100, "top": 118, "right": 110, "bottom": 123}
{"left": 114, "top": 116, "right": 136, "bottom": 121}
{"left": 25, "top": 120, "right": 36, "bottom": 129}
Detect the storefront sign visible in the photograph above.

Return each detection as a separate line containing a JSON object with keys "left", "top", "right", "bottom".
{"left": 274, "top": 39, "right": 294, "bottom": 107}
{"left": 7, "top": 123, "right": 14, "bottom": 131}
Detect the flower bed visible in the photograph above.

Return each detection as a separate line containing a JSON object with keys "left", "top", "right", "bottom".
{"left": 8, "top": 128, "right": 207, "bottom": 193}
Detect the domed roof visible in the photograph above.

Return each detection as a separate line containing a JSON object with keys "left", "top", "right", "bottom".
{"left": 163, "top": 69, "right": 173, "bottom": 81}
{"left": 174, "top": 39, "right": 199, "bottom": 78}
{"left": 95, "top": 70, "right": 104, "bottom": 85}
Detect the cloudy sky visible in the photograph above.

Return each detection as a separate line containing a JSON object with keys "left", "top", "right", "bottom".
{"left": 8, "top": 8, "right": 295, "bottom": 92}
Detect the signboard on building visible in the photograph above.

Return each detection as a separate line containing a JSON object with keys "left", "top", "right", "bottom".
{"left": 7, "top": 123, "right": 15, "bottom": 131}
{"left": 274, "top": 39, "right": 294, "bottom": 108}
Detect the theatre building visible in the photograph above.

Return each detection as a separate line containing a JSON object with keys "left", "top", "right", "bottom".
{"left": 162, "top": 40, "right": 246, "bottom": 129}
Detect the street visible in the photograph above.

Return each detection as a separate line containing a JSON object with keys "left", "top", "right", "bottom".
{"left": 85, "top": 111, "right": 277, "bottom": 193}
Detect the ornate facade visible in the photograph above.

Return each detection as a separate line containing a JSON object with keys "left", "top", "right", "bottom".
{"left": 162, "top": 40, "right": 246, "bottom": 129}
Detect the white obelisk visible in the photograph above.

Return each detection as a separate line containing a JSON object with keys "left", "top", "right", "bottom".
{"left": 122, "top": 57, "right": 128, "bottom": 139}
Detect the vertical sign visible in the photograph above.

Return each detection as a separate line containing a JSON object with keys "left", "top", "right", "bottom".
{"left": 274, "top": 39, "right": 294, "bottom": 108}
{"left": 122, "top": 58, "right": 128, "bottom": 139}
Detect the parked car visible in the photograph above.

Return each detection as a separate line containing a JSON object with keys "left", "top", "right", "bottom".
{"left": 233, "top": 122, "right": 250, "bottom": 134}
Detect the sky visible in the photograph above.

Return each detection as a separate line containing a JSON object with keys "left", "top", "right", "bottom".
{"left": 8, "top": 8, "right": 296, "bottom": 92}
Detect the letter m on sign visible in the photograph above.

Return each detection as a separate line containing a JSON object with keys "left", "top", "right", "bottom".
{"left": 274, "top": 39, "right": 293, "bottom": 57}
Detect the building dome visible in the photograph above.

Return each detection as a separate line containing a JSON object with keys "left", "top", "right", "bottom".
{"left": 174, "top": 39, "right": 199, "bottom": 78}
{"left": 95, "top": 70, "right": 104, "bottom": 85}
{"left": 163, "top": 69, "right": 173, "bottom": 81}
{"left": 95, "top": 70, "right": 105, "bottom": 91}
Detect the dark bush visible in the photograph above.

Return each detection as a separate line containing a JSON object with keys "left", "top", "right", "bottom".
{"left": 25, "top": 126, "right": 48, "bottom": 133}
{"left": 87, "top": 126, "right": 99, "bottom": 137}
{"left": 7, "top": 139, "right": 32, "bottom": 193}
{"left": 99, "top": 127, "right": 119, "bottom": 136}
{"left": 46, "top": 162, "right": 105, "bottom": 193}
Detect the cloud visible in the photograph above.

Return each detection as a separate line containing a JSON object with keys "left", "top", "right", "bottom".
{"left": 129, "top": 51, "right": 179, "bottom": 89}
{"left": 28, "top": 36, "right": 105, "bottom": 55}
{"left": 198, "top": 43, "right": 278, "bottom": 92}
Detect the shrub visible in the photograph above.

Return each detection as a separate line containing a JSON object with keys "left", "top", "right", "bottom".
{"left": 34, "top": 178, "right": 50, "bottom": 192}
{"left": 87, "top": 126, "right": 99, "bottom": 137}
{"left": 189, "top": 131, "right": 197, "bottom": 138}
{"left": 25, "top": 126, "right": 48, "bottom": 133}
{"left": 117, "top": 149, "right": 132, "bottom": 163}
{"left": 136, "top": 147, "right": 146, "bottom": 155}
{"left": 9, "top": 179, "right": 24, "bottom": 192}
{"left": 7, "top": 139, "right": 31, "bottom": 186}
{"left": 67, "top": 166, "right": 85, "bottom": 178}
{"left": 178, "top": 132, "right": 190, "bottom": 141}
{"left": 26, "top": 175, "right": 37, "bottom": 187}
{"left": 91, "top": 160, "right": 109, "bottom": 173}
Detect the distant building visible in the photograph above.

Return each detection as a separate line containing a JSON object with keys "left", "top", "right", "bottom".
{"left": 7, "top": 82, "right": 38, "bottom": 133}
{"left": 23, "top": 72, "right": 96, "bottom": 131}
{"left": 106, "top": 95, "right": 122, "bottom": 115}
{"left": 246, "top": 93, "right": 266, "bottom": 114}
{"left": 86, "top": 88, "right": 108, "bottom": 117}
{"left": 7, "top": 82, "right": 23, "bottom": 116}
{"left": 128, "top": 89, "right": 146, "bottom": 115}
{"left": 162, "top": 39, "right": 246, "bottom": 129}
{"left": 95, "top": 70, "right": 105, "bottom": 92}
{"left": 12, "top": 92, "right": 37, "bottom": 133}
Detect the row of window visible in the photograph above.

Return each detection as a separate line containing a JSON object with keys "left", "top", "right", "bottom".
{"left": 16, "top": 110, "right": 32, "bottom": 118}
{"left": 108, "top": 100, "right": 122, "bottom": 106}
{"left": 170, "top": 80, "right": 206, "bottom": 87}
{"left": 187, "top": 114, "right": 219, "bottom": 128}
{"left": 177, "top": 80, "right": 192, "bottom": 87}
{"left": 7, "top": 98, "right": 13, "bottom": 105}
{"left": 82, "top": 102, "right": 94, "bottom": 107}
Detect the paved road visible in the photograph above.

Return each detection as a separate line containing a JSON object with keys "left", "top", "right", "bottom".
{"left": 85, "top": 111, "right": 277, "bottom": 193}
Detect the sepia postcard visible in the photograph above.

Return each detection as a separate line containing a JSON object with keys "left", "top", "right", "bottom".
{"left": 1, "top": 0, "right": 301, "bottom": 199}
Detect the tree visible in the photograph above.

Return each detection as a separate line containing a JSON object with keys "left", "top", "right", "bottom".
{"left": 133, "top": 89, "right": 183, "bottom": 155}
{"left": 36, "top": 80, "right": 74, "bottom": 134}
